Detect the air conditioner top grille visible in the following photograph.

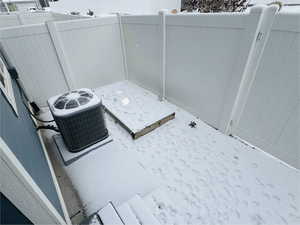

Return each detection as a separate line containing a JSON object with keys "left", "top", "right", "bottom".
{"left": 54, "top": 90, "right": 93, "bottom": 110}
{"left": 48, "top": 88, "right": 101, "bottom": 117}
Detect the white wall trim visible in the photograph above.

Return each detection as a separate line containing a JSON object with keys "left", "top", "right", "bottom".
{"left": 46, "top": 20, "right": 76, "bottom": 90}
{"left": 28, "top": 105, "right": 72, "bottom": 225}
{"left": 28, "top": 107, "right": 71, "bottom": 225}
{"left": 0, "top": 137, "right": 67, "bottom": 225}
{"left": 37, "top": 130, "right": 72, "bottom": 225}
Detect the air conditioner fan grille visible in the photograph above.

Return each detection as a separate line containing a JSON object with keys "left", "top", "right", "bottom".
{"left": 54, "top": 90, "right": 93, "bottom": 110}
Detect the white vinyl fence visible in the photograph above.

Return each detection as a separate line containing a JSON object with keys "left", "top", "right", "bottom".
{"left": 0, "top": 14, "right": 123, "bottom": 106}
{"left": 0, "top": 24, "right": 69, "bottom": 106}
{"left": 47, "top": 16, "right": 125, "bottom": 90}
{"left": 165, "top": 11, "right": 262, "bottom": 130}
{"left": 0, "top": 14, "right": 20, "bottom": 27}
{"left": 122, "top": 7, "right": 278, "bottom": 132}
{"left": 0, "top": 6, "right": 298, "bottom": 169}
{"left": 0, "top": 12, "right": 85, "bottom": 28}
{"left": 122, "top": 15, "right": 162, "bottom": 95}
{"left": 232, "top": 13, "right": 300, "bottom": 168}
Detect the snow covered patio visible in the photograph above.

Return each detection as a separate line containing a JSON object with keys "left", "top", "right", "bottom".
{"left": 39, "top": 80, "right": 300, "bottom": 225}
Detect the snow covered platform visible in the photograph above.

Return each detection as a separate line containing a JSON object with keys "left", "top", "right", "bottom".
{"left": 41, "top": 81, "right": 300, "bottom": 225}
{"left": 95, "top": 81, "right": 175, "bottom": 139}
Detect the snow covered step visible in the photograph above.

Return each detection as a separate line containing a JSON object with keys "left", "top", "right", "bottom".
{"left": 97, "top": 202, "right": 124, "bottom": 225}
{"left": 116, "top": 202, "right": 140, "bottom": 225}
{"left": 127, "top": 195, "right": 160, "bottom": 225}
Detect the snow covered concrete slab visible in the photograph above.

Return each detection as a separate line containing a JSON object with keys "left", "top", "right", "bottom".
{"left": 54, "top": 140, "right": 160, "bottom": 215}
{"left": 95, "top": 81, "right": 175, "bottom": 139}
{"left": 53, "top": 134, "right": 113, "bottom": 166}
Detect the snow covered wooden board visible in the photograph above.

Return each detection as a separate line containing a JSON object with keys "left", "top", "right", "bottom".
{"left": 95, "top": 81, "right": 175, "bottom": 139}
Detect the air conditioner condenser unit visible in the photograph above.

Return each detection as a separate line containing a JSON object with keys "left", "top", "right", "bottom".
{"left": 48, "top": 88, "right": 108, "bottom": 153}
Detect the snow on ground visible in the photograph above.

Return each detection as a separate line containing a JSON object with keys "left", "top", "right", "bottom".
{"left": 102, "top": 83, "right": 300, "bottom": 225}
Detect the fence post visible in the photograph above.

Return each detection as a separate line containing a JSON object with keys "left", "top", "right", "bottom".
{"left": 117, "top": 12, "right": 129, "bottom": 81}
{"left": 225, "top": 5, "right": 279, "bottom": 135}
{"left": 46, "top": 21, "right": 76, "bottom": 90}
{"left": 159, "top": 10, "right": 167, "bottom": 101}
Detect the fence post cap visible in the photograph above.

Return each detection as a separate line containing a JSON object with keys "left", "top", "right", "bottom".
{"left": 266, "top": 4, "right": 280, "bottom": 13}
